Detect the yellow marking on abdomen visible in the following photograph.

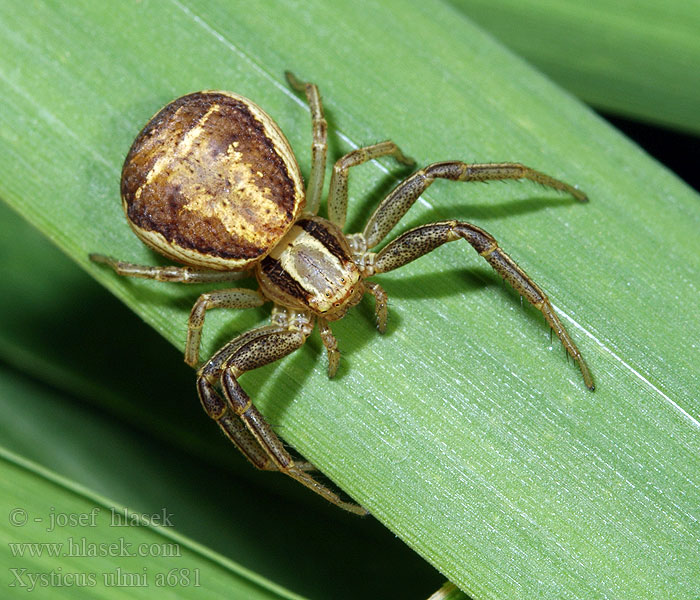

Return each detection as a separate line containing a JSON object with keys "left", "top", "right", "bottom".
{"left": 181, "top": 159, "right": 289, "bottom": 245}
{"left": 143, "top": 103, "right": 222, "bottom": 189}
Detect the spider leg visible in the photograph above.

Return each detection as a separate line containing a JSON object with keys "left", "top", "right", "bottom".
{"left": 327, "top": 141, "right": 415, "bottom": 229}
{"left": 318, "top": 318, "right": 340, "bottom": 378}
{"left": 185, "top": 288, "right": 266, "bottom": 367}
{"left": 364, "top": 281, "right": 388, "bottom": 333}
{"left": 89, "top": 254, "right": 250, "bottom": 283}
{"left": 197, "top": 321, "right": 367, "bottom": 514}
{"left": 286, "top": 72, "right": 327, "bottom": 216}
{"left": 367, "top": 220, "right": 594, "bottom": 390}
{"left": 361, "top": 161, "right": 587, "bottom": 249}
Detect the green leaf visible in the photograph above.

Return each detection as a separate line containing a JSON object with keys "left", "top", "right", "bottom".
{"left": 427, "top": 582, "right": 471, "bottom": 600}
{"left": 1, "top": 1, "right": 698, "bottom": 599}
{"left": 0, "top": 448, "right": 304, "bottom": 599}
{"left": 449, "top": 0, "right": 700, "bottom": 133}
{"left": 0, "top": 188, "right": 443, "bottom": 600}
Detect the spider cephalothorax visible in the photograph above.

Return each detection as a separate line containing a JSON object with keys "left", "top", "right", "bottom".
{"left": 91, "top": 72, "right": 593, "bottom": 515}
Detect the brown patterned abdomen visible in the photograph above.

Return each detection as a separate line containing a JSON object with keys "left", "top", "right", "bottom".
{"left": 121, "top": 91, "right": 304, "bottom": 270}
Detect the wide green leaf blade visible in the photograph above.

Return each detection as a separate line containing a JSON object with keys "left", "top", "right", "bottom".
{"left": 450, "top": 0, "right": 700, "bottom": 133}
{"left": 1, "top": 1, "right": 698, "bottom": 599}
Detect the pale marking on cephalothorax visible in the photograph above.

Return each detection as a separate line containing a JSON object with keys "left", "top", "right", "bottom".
{"left": 277, "top": 227, "right": 346, "bottom": 294}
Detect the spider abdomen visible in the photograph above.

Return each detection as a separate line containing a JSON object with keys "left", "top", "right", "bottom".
{"left": 121, "top": 91, "right": 305, "bottom": 271}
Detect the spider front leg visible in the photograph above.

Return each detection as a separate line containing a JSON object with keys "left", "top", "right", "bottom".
{"left": 365, "top": 220, "right": 594, "bottom": 390}
{"left": 197, "top": 320, "right": 367, "bottom": 515}
{"left": 361, "top": 162, "right": 588, "bottom": 250}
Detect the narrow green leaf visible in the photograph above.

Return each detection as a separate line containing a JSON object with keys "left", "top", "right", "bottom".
{"left": 0, "top": 448, "right": 305, "bottom": 599}
{"left": 450, "top": 0, "right": 700, "bottom": 133}
{"left": 427, "top": 582, "right": 472, "bottom": 600}
{"left": 1, "top": 1, "right": 698, "bottom": 599}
